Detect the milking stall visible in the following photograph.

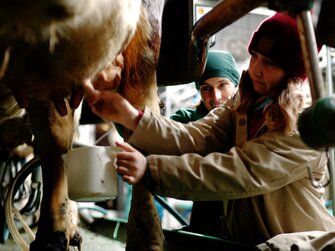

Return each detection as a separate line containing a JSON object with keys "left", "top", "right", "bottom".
{"left": 1, "top": 0, "right": 335, "bottom": 250}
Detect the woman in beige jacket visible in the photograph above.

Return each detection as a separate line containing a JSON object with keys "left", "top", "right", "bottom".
{"left": 84, "top": 12, "right": 335, "bottom": 245}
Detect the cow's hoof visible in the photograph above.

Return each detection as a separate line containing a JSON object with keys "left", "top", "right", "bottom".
{"left": 70, "top": 231, "right": 83, "bottom": 248}
{"left": 30, "top": 231, "right": 82, "bottom": 251}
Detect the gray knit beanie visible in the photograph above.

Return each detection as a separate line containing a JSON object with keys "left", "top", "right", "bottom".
{"left": 195, "top": 50, "right": 240, "bottom": 90}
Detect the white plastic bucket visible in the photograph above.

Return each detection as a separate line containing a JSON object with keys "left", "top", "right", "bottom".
{"left": 63, "top": 145, "right": 122, "bottom": 202}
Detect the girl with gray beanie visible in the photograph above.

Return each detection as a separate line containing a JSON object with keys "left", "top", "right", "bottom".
{"left": 85, "top": 12, "right": 335, "bottom": 246}
{"left": 170, "top": 50, "right": 240, "bottom": 122}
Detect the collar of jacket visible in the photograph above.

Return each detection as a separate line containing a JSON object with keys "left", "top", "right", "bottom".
{"left": 195, "top": 102, "right": 209, "bottom": 119}
{"left": 254, "top": 98, "right": 273, "bottom": 111}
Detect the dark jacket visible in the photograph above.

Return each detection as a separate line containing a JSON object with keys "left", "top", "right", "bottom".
{"left": 170, "top": 102, "right": 208, "bottom": 123}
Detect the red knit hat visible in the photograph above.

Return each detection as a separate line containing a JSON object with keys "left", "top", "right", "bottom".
{"left": 248, "top": 12, "right": 306, "bottom": 79}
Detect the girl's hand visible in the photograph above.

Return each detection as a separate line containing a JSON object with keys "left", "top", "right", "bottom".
{"left": 115, "top": 141, "right": 148, "bottom": 185}
{"left": 83, "top": 54, "right": 139, "bottom": 130}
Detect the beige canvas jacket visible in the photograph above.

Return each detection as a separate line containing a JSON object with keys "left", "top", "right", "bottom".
{"left": 128, "top": 96, "right": 335, "bottom": 245}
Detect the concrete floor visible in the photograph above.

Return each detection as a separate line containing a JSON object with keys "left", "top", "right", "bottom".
{"left": 0, "top": 227, "right": 126, "bottom": 251}
{"left": 1, "top": 221, "right": 254, "bottom": 251}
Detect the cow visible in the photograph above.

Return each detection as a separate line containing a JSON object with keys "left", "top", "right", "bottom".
{"left": 0, "top": 0, "right": 165, "bottom": 250}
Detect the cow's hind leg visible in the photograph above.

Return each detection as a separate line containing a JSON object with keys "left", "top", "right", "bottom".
{"left": 26, "top": 100, "right": 81, "bottom": 251}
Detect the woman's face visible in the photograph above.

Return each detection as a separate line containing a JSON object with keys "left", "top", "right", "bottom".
{"left": 248, "top": 51, "right": 287, "bottom": 97}
{"left": 199, "top": 77, "right": 236, "bottom": 111}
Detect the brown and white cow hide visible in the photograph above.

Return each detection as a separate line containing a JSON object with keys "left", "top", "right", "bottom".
{"left": 0, "top": 0, "right": 164, "bottom": 250}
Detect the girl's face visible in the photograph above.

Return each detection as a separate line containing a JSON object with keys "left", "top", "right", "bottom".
{"left": 248, "top": 51, "right": 287, "bottom": 97}
{"left": 199, "top": 77, "right": 236, "bottom": 111}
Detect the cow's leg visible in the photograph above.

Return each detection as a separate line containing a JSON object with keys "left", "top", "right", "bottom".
{"left": 117, "top": 2, "right": 165, "bottom": 250}
{"left": 126, "top": 181, "right": 164, "bottom": 251}
{"left": 26, "top": 100, "right": 81, "bottom": 251}
{"left": 118, "top": 2, "right": 165, "bottom": 250}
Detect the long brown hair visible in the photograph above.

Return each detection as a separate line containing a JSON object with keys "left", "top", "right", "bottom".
{"left": 236, "top": 71, "right": 305, "bottom": 135}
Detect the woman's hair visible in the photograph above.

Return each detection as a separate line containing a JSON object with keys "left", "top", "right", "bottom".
{"left": 236, "top": 71, "right": 258, "bottom": 112}
{"left": 264, "top": 80, "right": 305, "bottom": 135}
{"left": 237, "top": 71, "right": 305, "bottom": 135}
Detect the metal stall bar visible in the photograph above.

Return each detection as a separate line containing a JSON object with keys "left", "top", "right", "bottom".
{"left": 296, "top": 10, "right": 326, "bottom": 102}
{"left": 325, "top": 46, "right": 335, "bottom": 214}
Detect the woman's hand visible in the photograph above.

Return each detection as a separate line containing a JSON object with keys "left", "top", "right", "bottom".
{"left": 115, "top": 141, "right": 148, "bottom": 185}
{"left": 83, "top": 54, "right": 139, "bottom": 130}
{"left": 84, "top": 86, "right": 139, "bottom": 129}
